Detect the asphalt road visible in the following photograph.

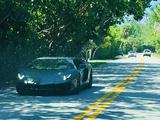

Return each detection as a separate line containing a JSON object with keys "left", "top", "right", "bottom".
{"left": 0, "top": 54, "right": 160, "bottom": 120}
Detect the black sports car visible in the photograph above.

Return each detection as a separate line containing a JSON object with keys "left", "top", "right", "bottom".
{"left": 16, "top": 57, "right": 92, "bottom": 95}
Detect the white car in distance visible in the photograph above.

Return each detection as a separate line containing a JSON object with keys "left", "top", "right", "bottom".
{"left": 143, "top": 49, "right": 151, "bottom": 57}
{"left": 128, "top": 51, "right": 137, "bottom": 57}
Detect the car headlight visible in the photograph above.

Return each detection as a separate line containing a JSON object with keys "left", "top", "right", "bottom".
{"left": 18, "top": 73, "right": 24, "bottom": 80}
{"left": 63, "top": 74, "right": 71, "bottom": 80}
{"left": 24, "top": 78, "right": 37, "bottom": 84}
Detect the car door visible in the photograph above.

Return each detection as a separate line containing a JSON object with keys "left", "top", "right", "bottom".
{"left": 73, "top": 58, "right": 88, "bottom": 85}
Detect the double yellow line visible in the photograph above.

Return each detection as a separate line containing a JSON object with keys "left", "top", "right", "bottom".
{"left": 74, "top": 61, "right": 144, "bottom": 120}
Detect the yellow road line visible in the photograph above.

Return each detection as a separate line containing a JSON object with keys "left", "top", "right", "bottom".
{"left": 74, "top": 61, "right": 144, "bottom": 120}
{"left": 86, "top": 72, "right": 140, "bottom": 120}
{"left": 74, "top": 78, "right": 131, "bottom": 120}
{"left": 86, "top": 87, "right": 127, "bottom": 120}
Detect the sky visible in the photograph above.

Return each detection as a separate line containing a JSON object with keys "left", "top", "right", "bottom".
{"left": 145, "top": 0, "right": 160, "bottom": 13}
{"left": 116, "top": 0, "right": 160, "bottom": 24}
{"left": 141, "top": 0, "right": 160, "bottom": 23}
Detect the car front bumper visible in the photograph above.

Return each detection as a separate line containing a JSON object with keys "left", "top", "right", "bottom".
{"left": 143, "top": 54, "right": 151, "bottom": 56}
{"left": 16, "top": 82, "right": 74, "bottom": 95}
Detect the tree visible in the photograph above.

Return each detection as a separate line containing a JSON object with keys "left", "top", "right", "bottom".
{"left": 0, "top": 0, "right": 152, "bottom": 84}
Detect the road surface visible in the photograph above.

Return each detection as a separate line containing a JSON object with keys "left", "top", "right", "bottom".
{"left": 0, "top": 54, "right": 160, "bottom": 120}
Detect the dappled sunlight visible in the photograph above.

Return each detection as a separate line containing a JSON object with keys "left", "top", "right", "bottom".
{"left": 1, "top": 0, "right": 160, "bottom": 119}
{"left": 96, "top": 62, "right": 160, "bottom": 120}
{"left": 0, "top": 90, "right": 84, "bottom": 119}
{"left": 93, "top": 74, "right": 129, "bottom": 77}
{"left": 0, "top": 62, "right": 140, "bottom": 119}
{"left": 1, "top": 56, "right": 160, "bottom": 120}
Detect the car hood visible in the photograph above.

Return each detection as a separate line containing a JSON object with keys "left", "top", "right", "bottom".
{"left": 19, "top": 68, "right": 78, "bottom": 85}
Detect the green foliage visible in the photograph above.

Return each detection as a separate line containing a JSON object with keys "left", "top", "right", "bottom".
{"left": 99, "top": 2, "right": 160, "bottom": 58}
{"left": 95, "top": 36, "right": 118, "bottom": 59}
{"left": 96, "top": 17, "right": 146, "bottom": 58}
{"left": 0, "top": 0, "right": 151, "bottom": 84}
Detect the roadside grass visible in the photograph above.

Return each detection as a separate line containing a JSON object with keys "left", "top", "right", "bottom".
{"left": 88, "top": 60, "right": 108, "bottom": 67}
{"left": 88, "top": 55, "right": 126, "bottom": 67}
{"left": 153, "top": 53, "right": 160, "bottom": 58}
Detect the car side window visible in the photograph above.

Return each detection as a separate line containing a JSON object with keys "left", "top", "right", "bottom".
{"left": 73, "top": 59, "right": 86, "bottom": 69}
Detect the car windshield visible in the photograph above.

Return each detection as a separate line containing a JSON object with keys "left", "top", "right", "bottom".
{"left": 144, "top": 49, "right": 151, "bottom": 52}
{"left": 28, "top": 59, "right": 74, "bottom": 70}
{"left": 129, "top": 51, "right": 135, "bottom": 53}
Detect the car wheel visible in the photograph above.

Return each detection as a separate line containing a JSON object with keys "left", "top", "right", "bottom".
{"left": 75, "top": 78, "right": 80, "bottom": 93}
{"left": 16, "top": 86, "right": 26, "bottom": 95}
{"left": 83, "top": 68, "right": 89, "bottom": 81}
{"left": 69, "top": 78, "right": 80, "bottom": 94}
{"left": 86, "top": 70, "right": 92, "bottom": 88}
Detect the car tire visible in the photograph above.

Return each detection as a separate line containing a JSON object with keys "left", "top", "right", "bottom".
{"left": 75, "top": 78, "right": 80, "bottom": 93}
{"left": 69, "top": 78, "right": 80, "bottom": 95}
{"left": 86, "top": 70, "right": 92, "bottom": 88}
{"left": 16, "top": 86, "right": 26, "bottom": 95}
{"left": 83, "top": 68, "right": 89, "bottom": 81}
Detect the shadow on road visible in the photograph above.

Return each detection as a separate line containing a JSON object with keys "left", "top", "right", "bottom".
{"left": 95, "top": 63, "right": 160, "bottom": 120}
{"left": 0, "top": 62, "right": 160, "bottom": 120}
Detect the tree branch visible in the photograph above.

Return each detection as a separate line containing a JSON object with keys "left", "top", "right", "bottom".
{"left": 0, "top": 13, "right": 11, "bottom": 25}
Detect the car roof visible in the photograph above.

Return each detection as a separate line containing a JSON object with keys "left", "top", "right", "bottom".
{"left": 36, "top": 57, "right": 84, "bottom": 61}
{"left": 128, "top": 50, "right": 136, "bottom": 53}
{"left": 37, "top": 57, "right": 74, "bottom": 59}
{"left": 144, "top": 49, "right": 151, "bottom": 51}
